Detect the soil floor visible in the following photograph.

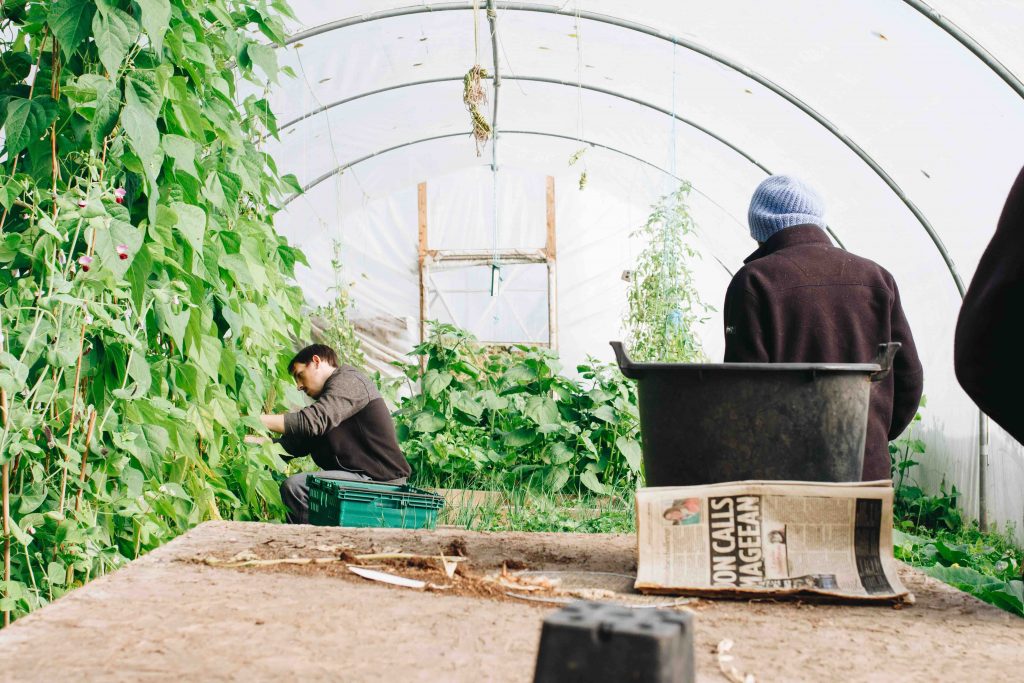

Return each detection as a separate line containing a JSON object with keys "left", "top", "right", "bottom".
{"left": 0, "top": 521, "right": 1021, "bottom": 682}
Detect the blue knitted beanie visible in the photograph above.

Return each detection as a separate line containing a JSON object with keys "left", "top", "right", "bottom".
{"left": 747, "top": 175, "right": 826, "bottom": 242}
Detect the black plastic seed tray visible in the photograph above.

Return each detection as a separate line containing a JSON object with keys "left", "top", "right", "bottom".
{"left": 532, "top": 601, "right": 695, "bottom": 683}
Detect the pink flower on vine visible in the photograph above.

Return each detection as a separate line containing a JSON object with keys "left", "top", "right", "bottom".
{"left": 77, "top": 199, "right": 87, "bottom": 208}
{"left": 78, "top": 255, "right": 93, "bottom": 272}
{"left": 116, "top": 243, "right": 129, "bottom": 260}
{"left": 114, "top": 187, "right": 126, "bottom": 204}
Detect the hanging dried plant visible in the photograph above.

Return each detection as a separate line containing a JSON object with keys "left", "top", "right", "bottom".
{"left": 463, "top": 65, "right": 492, "bottom": 155}
{"left": 569, "top": 147, "right": 588, "bottom": 190}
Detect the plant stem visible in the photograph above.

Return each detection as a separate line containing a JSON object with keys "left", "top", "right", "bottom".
{"left": 57, "top": 321, "right": 88, "bottom": 515}
{"left": 65, "top": 406, "right": 95, "bottom": 587}
{"left": 2, "top": 387, "right": 10, "bottom": 627}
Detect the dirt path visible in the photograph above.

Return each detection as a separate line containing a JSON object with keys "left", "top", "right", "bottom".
{"left": 0, "top": 521, "right": 1021, "bottom": 682}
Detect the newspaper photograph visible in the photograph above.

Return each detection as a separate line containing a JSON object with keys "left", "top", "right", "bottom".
{"left": 635, "top": 480, "right": 910, "bottom": 602}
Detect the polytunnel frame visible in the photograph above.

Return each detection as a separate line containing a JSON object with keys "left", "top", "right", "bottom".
{"left": 279, "top": 77, "right": 853, "bottom": 250}
{"left": 287, "top": 127, "right": 753, "bottom": 276}
{"left": 286, "top": 1, "right": 967, "bottom": 296}
{"left": 279, "top": 2, "right": 1004, "bottom": 524}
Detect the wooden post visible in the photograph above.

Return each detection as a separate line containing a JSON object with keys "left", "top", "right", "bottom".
{"left": 417, "top": 183, "right": 429, "bottom": 372}
{"left": 545, "top": 176, "right": 558, "bottom": 350}
{"left": 2, "top": 387, "right": 10, "bottom": 627}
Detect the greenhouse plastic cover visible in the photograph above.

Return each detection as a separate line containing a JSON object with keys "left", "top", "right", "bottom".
{"left": 251, "top": 1, "right": 1024, "bottom": 537}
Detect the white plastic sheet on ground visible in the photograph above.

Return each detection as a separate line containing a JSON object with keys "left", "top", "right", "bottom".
{"left": 255, "top": 1, "right": 1024, "bottom": 538}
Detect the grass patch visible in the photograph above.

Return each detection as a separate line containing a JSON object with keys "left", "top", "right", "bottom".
{"left": 414, "top": 472, "right": 636, "bottom": 534}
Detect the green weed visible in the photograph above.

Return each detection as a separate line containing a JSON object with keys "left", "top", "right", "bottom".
{"left": 890, "top": 401, "right": 1024, "bottom": 617}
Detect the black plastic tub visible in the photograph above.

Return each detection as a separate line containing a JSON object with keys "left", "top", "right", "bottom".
{"left": 610, "top": 342, "right": 900, "bottom": 487}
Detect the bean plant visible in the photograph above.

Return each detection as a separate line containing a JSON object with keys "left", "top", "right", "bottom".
{"left": 390, "top": 323, "right": 643, "bottom": 495}
{"left": 0, "top": 0, "right": 305, "bottom": 624}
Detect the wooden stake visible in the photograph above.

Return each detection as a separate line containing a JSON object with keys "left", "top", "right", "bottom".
{"left": 417, "top": 182, "right": 428, "bottom": 345}
{"left": 73, "top": 409, "right": 97, "bottom": 515}
{"left": 66, "top": 408, "right": 95, "bottom": 587}
{"left": 2, "top": 387, "right": 11, "bottom": 627}
{"left": 545, "top": 176, "right": 558, "bottom": 350}
{"left": 417, "top": 182, "right": 429, "bottom": 375}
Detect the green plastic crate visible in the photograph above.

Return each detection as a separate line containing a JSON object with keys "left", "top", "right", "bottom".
{"left": 307, "top": 476, "right": 445, "bottom": 529}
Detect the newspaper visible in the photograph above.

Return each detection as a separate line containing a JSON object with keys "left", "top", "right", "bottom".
{"left": 635, "top": 480, "right": 910, "bottom": 602}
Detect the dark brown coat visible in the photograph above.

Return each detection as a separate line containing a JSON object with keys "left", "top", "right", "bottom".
{"left": 279, "top": 366, "right": 411, "bottom": 481}
{"left": 723, "top": 225, "right": 923, "bottom": 480}
{"left": 955, "top": 165, "right": 1024, "bottom": 444}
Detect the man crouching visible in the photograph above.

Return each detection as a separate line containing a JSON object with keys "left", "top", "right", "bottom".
{"left": 256, "top": 343, "right": 411, "bottom": 523}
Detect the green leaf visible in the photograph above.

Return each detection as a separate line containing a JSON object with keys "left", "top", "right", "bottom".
{"left": 47, "top": 561, "right": 67, "bottom": 587}
{"left": 411, "top": 411, "right": 446, "bottom": 434}
{"left": 545, "top": 466, "right": 570, "bottom": 492}
{"left": 524, "top": 395, "right": 560, "bottom": 426}
{"left": 549, "top": 442, "right": 574, "bottom": 465}
{"left": 423, "top": 370, "right": 452, "bottom": 398}
{"left": 592, "top": 405, "right": 618, "bottom": 423}
{"left": 615, "top": 436, "right": 643, "bottom": 473}
{"left": 3, "top": 97, "right": 59, "bottom": 156}
{"left": 37, "top": 215, "right": 66, "bottom": 240}
{"left": 478, "top": 390, "right": 508, "bottom": 411}
{"left": 63, "top": 74, "right": 110, "bottom": 104}
{"left": 246, "top": 43, "right": 279, "bottom": 82}
{"left": 135, "top": 0, "right": 171, "bottom": 55}
{"left": 121, "top": 102, "right": 162, "bottom": 180}
{"left": 48, "top": 0, "right": 97, "bottom": 59}
{"left": 17, "top": 482, "right": 47, "bottom": 514}
{"left": 503, "top": 363, "right": 537, "bottom": 386}
{"left": 94, "top": 217, "right": 144, "bottom": 279}
{"left": 121, "top": 467, "right": 144, "bottom": 499}
{"left": 504, "top": 427, "right": 537, "bottom": 448}
{"left": 156, "top": 303, "right": 189, "bottom": 350}
{"left": 127, "top": 350, "right": 152, "bottom": 395}
{"left": 93, "top": 1, "right": 140, "bottom": 76}
{"left": 10, "top": 518, "right": 33, "bottom": 547}
{"left": 218, "top": 171, "right": 242, "bottom": 209}
{"left": 125, "top": 72, "right": 163, "bottom": 117}
{"left": 162, "top": 134, "right": 198, "bottom": 178}
{"left": 280, "top": 173, "right": 302, "bottom": 195}
{"left": 142, "top": 424, "right": 170, "bottom": 458}
{"left": 90, "top": 78, "right": 121, "bottom": 150}
{"left": 192, "top": 334, "right": 222, "bottom": 381}
{"left": 171, "top": 202, "right": 207, "bottom": 253}
{"left": 451, "top": 391, "right": 484, "bottom": 419}
{"left": 580, "top": 470, "right": 612, "bottom": 495}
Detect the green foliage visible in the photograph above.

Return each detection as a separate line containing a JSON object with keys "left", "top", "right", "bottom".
{"left": 311, "top": 239, "right": 365, "bottom": 368}
{"left": 390, "top": 323, "right": 642, "bottom": 496}
{"left": 889, "top": 397, "right": 962, "bottom": 531}
{"left": 890, "top": 399, "right": 1023, "bottom": 617}
{"left": 894, "top": 528, "right": 1023, "bottom": 617}
{"left": 625, "top": 182, "right": 711, "bottom": 362}
{"left": 0, "top": 0, "right": 304, "bottom": 623}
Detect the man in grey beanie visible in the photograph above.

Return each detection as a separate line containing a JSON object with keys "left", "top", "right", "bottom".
{"left": 723, "top": 175, "right": 923, "bottom": 481}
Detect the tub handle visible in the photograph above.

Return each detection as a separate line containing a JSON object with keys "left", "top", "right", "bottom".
{"left": 609, "top": 341, "right": 642, "bottom": 379}
{"left": 870, "top": 342, "right": 901, "bottom": 382}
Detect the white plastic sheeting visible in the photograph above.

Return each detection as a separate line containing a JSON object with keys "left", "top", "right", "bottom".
{"left": 257, "top": 1, "right": 1024, "bottom": 537}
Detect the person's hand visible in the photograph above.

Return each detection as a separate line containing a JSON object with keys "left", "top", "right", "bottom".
{"left": 244, "top": 435, "right": 270, "bottom": 445}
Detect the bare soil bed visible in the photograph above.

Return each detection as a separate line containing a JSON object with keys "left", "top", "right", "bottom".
{"left": 0, "top": 521, "right": 1021, "bottom": 682}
